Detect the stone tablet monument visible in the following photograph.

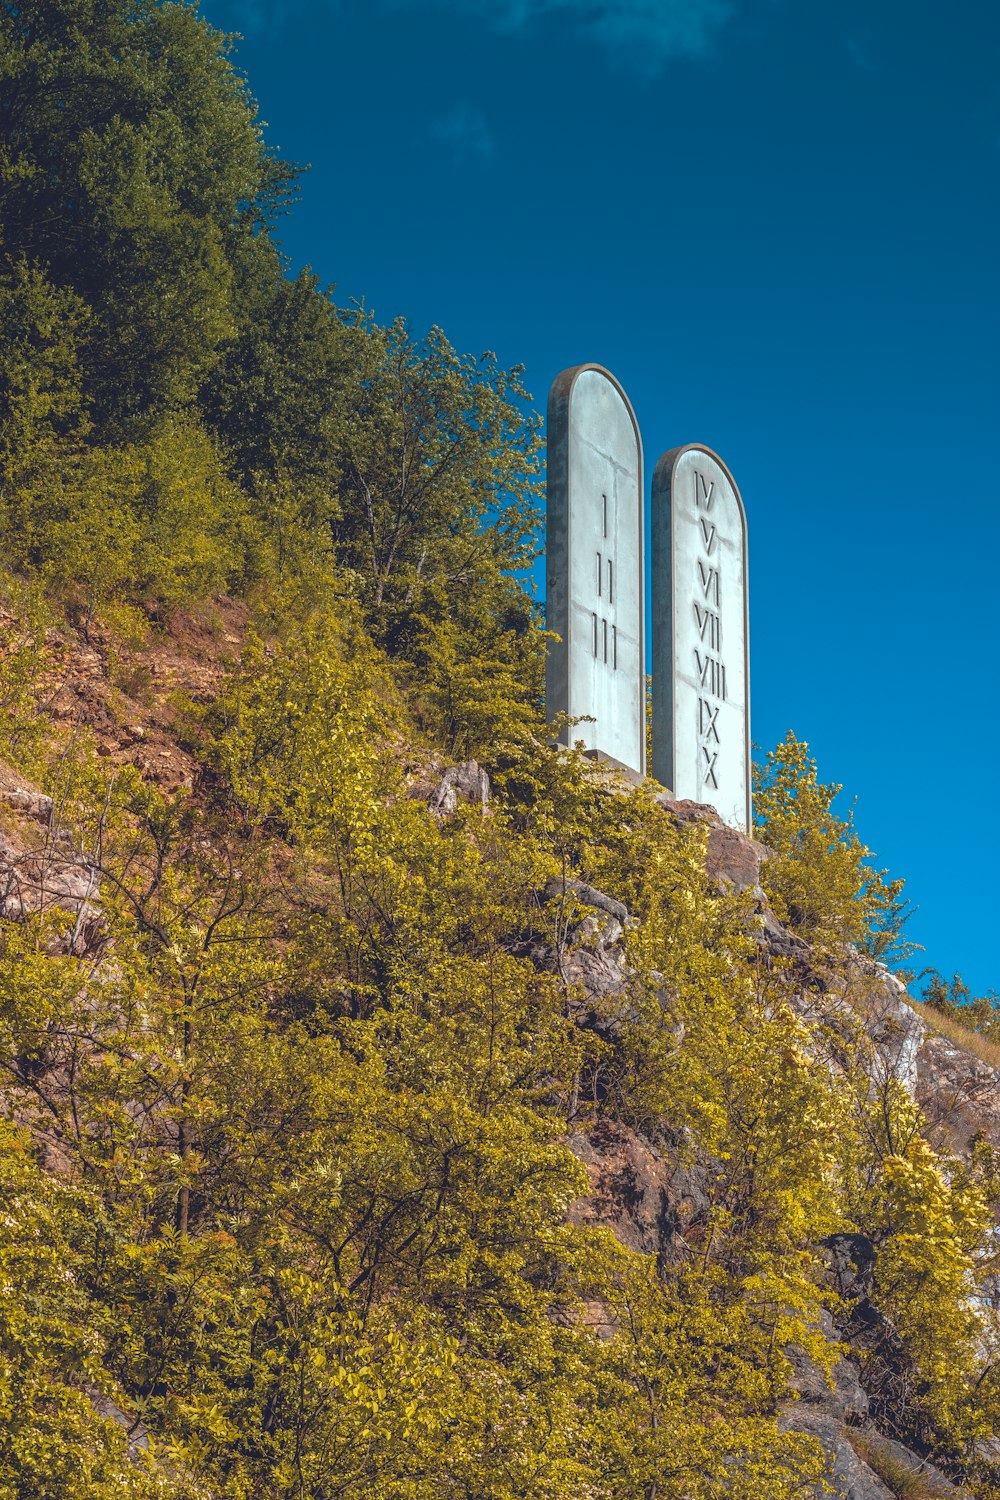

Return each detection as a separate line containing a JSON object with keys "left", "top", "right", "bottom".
{"left": 652, "top": 445, "right": 750, "bottom": 830}
{"left": 545, "top": 365, "right": 645, "bottom": 777}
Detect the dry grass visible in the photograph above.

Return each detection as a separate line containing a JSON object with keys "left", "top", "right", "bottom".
{"left": 906, "top": 999, "right": 1000, "bottom": 1074}
{"left": 849, "top": 1431, "right": 956, "bottom": 1498}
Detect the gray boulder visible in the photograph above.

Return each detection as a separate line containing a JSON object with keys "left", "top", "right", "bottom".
{"left": 427, "top": 760, "right": 491, "bottom": 819}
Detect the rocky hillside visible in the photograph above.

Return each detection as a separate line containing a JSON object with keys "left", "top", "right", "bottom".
{"left": 1, "top": 7, "right": 997, "bottom": 1491}
{"left": 1, "top": 601, "right": 998, "bottom": 1499}
{"left": 558, "top": 797, "right": 1000, "bottom": 1500}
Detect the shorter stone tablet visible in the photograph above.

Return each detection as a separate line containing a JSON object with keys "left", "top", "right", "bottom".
{"left": 652, "top": 445, "right": 750, "bottom": 830}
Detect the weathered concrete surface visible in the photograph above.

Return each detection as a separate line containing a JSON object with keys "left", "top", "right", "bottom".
{"left": 652, "top": 445, "right": 750, "bottom": 830}
{"left": 545, "top": 365, "right": 644, "bottom": 777}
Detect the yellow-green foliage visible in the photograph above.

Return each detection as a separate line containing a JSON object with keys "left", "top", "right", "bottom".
{"left": 2, "top": 597, "right": 1000, "bottom": 1494}
{"left": 0, "top": 1124, "right": 172, "bottom": 1499}
{"left": 0, "top": 616, "right": 842, "bottom": 1497}
{"left": 919, "top": 970, "right": 1000, "bottom": 1047}
{"left": 2, "top": 3, "right": 999, "bottom": 1492}
{"left": 0, "top": 575, "right": 53, "bottom": 767}
{"left": 754, "top": 730, "right": 910, "bottom": 958}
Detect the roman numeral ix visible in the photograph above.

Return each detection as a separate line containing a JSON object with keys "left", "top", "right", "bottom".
{"left": 699, "top": 698, "right": 720, "bottom": 743}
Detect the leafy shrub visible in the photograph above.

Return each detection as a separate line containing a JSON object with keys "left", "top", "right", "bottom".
{"left": 754, "top": 730, "right": 911, "bottom": 958}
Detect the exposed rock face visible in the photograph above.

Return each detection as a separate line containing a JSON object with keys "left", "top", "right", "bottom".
{"left": 781, "top": 1303, "right": 965, "bottom": 1499}
{"left": 918, "top": 1030, "right": 1000, "bottom": 1155}
{"left": 568, "top": 1117, "right": 709, "bottom": 1269}
{"left": 544, "top": 878, "right": 629, "bottom": 931}
{"left": 0, "top": 786, "right": 54, "bottom": 823}
{"left": 30, "top": 598, "right": 248, "bottom": 793}
{"left": 785, "top": 1311, "right": 869, "bottom": 1423}
{"left": 419, "top": 760, "right": 491, "bottom": 820}
{"left": 847, "top": 961, "right": 925, "bottom": 1097}
{"left": 0, "top": 791, "right": 104, "bottom": 958}
{"left": 84, "top": 1388, "right": 150, "bottom": 1457}
{"left": 535, "top": 877, "right": 635, "bottom": 1025}
{"left": 821, "top": 1234, "right": 877, "bottom": 1305}
{"left": 4, "top": 666, "right": 995, "bottom": 1495}
{"left": 857, "top": 1435, "right": 966, "bottom": 1498}
{"left": 782, "top": 1410, "right": 893, "bottom": 1500}
{"left": 656, "top": 794, "right": 767, "bottom": 895}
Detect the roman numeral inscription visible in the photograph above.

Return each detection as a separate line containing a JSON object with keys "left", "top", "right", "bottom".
{"left": 651, "top": 446, "right": 750, "bottom": 831}
{"left": 694, "top": 604, "right": 720, "bottom": 649}
{"left": 695, "top": 470, "right": 715, "bottom": 511}
{"left": 695, "top": 651, "right": 726, "bottom": 697}
{"left": 693, "top": 470, "right": 723, "bottom": 794}
{"left": 699, "top": 698, "right": 720, "bottom": 743}
{"left": 698, "top": 561, "right": 720, "bottom": 605}
{"left": 592, "top": 492, "right": 618, "bottom": 668}
{"left": 545, "top": 365, "right": 643, "bottom": 777}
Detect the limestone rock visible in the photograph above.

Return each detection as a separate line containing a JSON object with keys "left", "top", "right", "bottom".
{"left": 84, "top": 1387, "right": 150, "bottom": 1457}
{"left": 917, "top": 1028, "right": 1000, "bottom": 1155}
{"left": 653, "top": 794, "right": 816, "bottom": 964}
{"left": 543, "top": 877, "right": 629, "bottom": 936}
{"left": 0, "top": 787, "right": 54, "bottom": 823}
{"left": 532, "top": 877, "right": 634, "bottom": 1022}
{"left": 786, "top": 1309, "right": 869, "bottom": 1423}
{"left": 848, "top": 1433, "right": 968, "bottom": 1498}
{"left": 0, "top": 827, "right": 105, "bottom": 958}
{"left": 781, "top": 1410, "right": 893, "bottom": 1500}
{"left": 568, "top": 1117, "right": 710, "bottom": 1267}
{"left": 655, "top": 794, "right": 765, "bottom": 891}
{"left": 760, "top": 905, "right": 812, "bottom": 960}
{"left": 821, "top": 1233, "right": 877, "bottom": 1304}
{"left": 654, "top": 795, "right": 724, "bottom": 828}
{"left": 426, "top": 760, "right": 491, "bottom": 819}
{"left": 705, "top": 822, "right": 766, "bottom": 893}
{"left": 525, "top": 859, "right": 994, "bottom": 1493}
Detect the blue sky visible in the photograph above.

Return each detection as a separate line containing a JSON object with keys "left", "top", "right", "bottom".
{"left": 208, "top": 0, "right": 998, "bottom": 995}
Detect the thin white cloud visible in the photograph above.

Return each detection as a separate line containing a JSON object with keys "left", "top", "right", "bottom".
{"left": 431, "top": 105, "right": 495, "bottom": 162}
{"left": 464, "top": 0, "right": 736, "bottom": 62}
{"left": 845, "top": 32, "right": 879, "bottom": 73}
{"left": 213, "top": 0, "right": 736, "bottom": 68}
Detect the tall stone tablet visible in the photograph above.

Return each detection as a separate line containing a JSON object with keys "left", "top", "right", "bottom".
{"left": 545, "top": 365, "right": 645, "bottom": 777}
{"left": 652, "top": 445, "right": 750, "bottom": 830}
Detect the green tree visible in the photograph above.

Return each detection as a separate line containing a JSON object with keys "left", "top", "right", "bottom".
{"left": 202, "top": 256, "right": 349, "bottom": 511}
{"left": 0, "top": 258, "right": 89, "bottom": 488}
{"left": 920, "top": 970, "right": 1000, "bottom": 1038}
{"left": 754, "top": 731, "right": 910, "bottom": 958}
{"left": 331, "top": 317, "right": 542, "bottom": 625}
{"left": 0, "top": 0, "right": 288, "bottom": 436}
{"left": 0, "top": 1119, "right": 172, "bottom": 1498}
